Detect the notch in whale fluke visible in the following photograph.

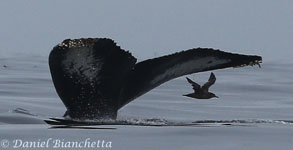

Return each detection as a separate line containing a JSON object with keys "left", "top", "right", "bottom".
{"left": 49, "top": 38, "right": 262, "bottom": 120}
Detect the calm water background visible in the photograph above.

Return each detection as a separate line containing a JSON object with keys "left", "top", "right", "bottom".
{"left": 0, "top": 1, "right": 293, "bottom": 149}
{"left": 0, "top": 56, "right": 293, "bottom": 150}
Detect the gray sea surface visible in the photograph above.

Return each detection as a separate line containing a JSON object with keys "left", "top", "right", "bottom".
{"left": 0, "top": 56, "right": 292, "bottom": 150}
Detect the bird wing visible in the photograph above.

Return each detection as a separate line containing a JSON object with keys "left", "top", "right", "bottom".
{"left": 202, "top": 72, "right": 216, "bottom": 91}
{"left": 186, "top": 77, "right": 200, "bottom": 91}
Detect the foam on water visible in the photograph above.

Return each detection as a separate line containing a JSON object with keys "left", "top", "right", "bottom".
{"left": 1, "top": 108, "right": 293, "bottom": 127}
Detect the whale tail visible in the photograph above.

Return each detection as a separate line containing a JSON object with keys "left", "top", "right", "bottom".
{"left": 49, "top": 38, "right": 262, "bottom": 120}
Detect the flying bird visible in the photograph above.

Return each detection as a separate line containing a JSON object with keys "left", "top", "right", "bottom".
{"left": 183, "top": 72, "right": 218, "bottom": 99}
{"left": 49, "top": 38, "right": 262, "bottom": 120}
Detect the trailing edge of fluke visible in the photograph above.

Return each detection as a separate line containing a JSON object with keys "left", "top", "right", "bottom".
{"left": 49, "top": 38, "right": 262, "bottom": 120}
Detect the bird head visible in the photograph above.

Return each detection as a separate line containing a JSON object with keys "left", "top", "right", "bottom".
{"left": 210, "top": 93, "right": 219, "bottom": 99}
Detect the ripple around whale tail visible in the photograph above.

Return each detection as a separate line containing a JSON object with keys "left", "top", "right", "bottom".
{"left": 44, "top": 117, "right": 293, "bottom": 128}
{"left": 49, "top": 38, "right": 262, "bottom": 120}
{"left": 1, "top": 108, "right": 292, "bottom": 127}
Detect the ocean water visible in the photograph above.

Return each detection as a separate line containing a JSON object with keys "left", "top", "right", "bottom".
{"left": 0, "top": 56, "right": 293, "bottom": 150}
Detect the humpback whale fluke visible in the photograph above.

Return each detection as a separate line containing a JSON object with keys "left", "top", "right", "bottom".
{"left": 49, "top": 38, "right": 262, "bottom": 120}
{"left": 183, "top": 72, "right": 218, "bottom": 99}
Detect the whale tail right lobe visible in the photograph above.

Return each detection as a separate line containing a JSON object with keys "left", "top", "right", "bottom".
{"left": 119, "top": 48, "right": 262, "bottom": 108}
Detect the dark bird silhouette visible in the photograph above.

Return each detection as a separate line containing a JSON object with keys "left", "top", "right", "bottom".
{"left": 49, "top": 38, "right": 262, "bottom": 120}
{"left": 183, "top": 72, "right": 218, "bottom": 99}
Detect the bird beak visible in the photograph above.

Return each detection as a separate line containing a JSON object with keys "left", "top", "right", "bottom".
{"left": 215, "top": 96, "right": 219, "bottom": 98}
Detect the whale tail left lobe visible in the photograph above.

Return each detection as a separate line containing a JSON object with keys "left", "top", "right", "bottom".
{"left": 49, "top": 38, "right": 136, "bottom": 119}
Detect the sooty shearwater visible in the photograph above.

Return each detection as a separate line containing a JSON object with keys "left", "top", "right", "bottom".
{"left": 183, "top": 72, "right": 218, "bottom": 99}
